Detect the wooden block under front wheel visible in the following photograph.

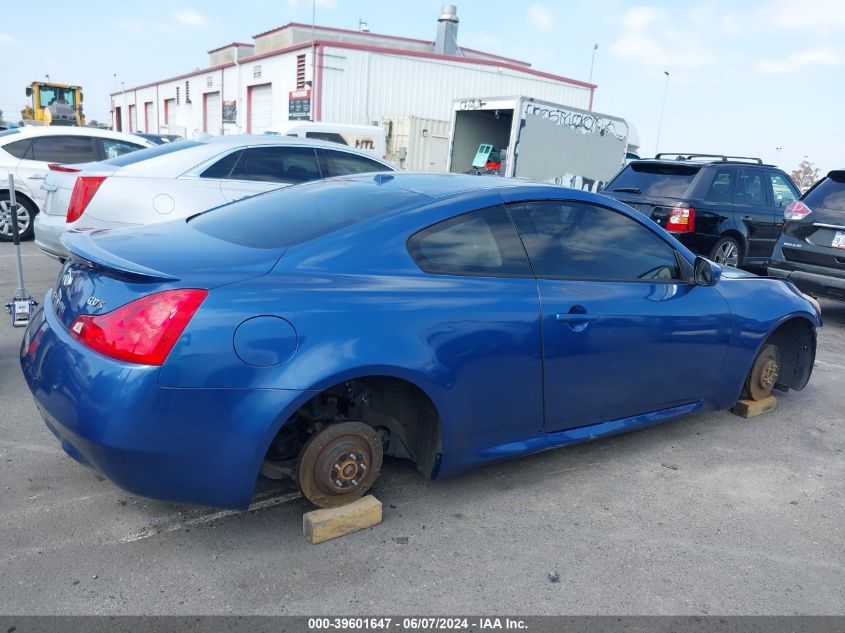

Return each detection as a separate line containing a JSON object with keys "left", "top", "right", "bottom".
{"left": 732, "top": 395, "right": 777, "bottom": 418}
{"left": 303, "top": 495, "right": 382, "bottom": 544}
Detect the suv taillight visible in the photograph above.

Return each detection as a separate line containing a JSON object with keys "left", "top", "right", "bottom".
{"left": 784, "top": 200, "right": 812, "bottom": 220}
{"left": 66, "top": 176, "right": 106, "bottom": 223}
{"left": 666, "top": 203, "right": 695, "bottom": 232}
{"left": 69, "top": 289, "right": 208, "bottom": 365}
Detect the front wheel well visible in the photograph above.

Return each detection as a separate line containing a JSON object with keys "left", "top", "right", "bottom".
{"left": 764, "top": 317, "right": 816, "bottom": 391}
{"left": 263, "top": 376, "right": 442, "bottom": 479}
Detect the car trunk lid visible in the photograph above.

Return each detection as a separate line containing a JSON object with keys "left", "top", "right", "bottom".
{"left": 53, "top": 220, "right": 285, "bottom": 330}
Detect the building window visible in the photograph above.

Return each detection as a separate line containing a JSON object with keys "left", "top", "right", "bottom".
{"left": 253, "top": 65, "right": 262, "bottom": 79}
{"left": 296, "top": 55, "right": 306, "bottom": 90}
{"left": 185, "top": 80, "right": 191, "bottom": 104}
{"left": 207, "top": 76, "right": 213, "bottom": 88}
{"left": 176, "top": 86, "right": 180, "bottom": 105}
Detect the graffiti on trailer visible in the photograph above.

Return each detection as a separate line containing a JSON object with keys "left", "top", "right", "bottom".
{"left": 524, "top": 104, "right": 627, "bottom": 142}
{"left": 458, "top": 99, "right": 487, "bottom": 110}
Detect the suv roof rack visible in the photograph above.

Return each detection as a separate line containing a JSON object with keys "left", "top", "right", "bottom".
{"left": 654, "top": 153, "right": 763, "bottom": 164}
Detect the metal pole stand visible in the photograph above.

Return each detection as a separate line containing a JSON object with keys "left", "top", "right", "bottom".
{"left": 4, "top": 174, "right": 37, "bottom": 327}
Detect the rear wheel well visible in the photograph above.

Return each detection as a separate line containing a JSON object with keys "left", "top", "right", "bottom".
{"left": 764, "top": 317, "right": 816, "bottom": 391}
{"left": 0, "top": 189, "right": 38, "bottom": 212}
{"left": 718, "top": 231, "right": 746, "bottom": 259}
{"left": 263, "top": 376, "right": 442, "bottom": 479}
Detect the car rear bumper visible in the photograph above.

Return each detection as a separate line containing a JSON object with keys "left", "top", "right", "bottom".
{"left": 20, "top": 293, "right": 309, "bottom": 509}
{"left": 767, "top": 262, "right": 845, "bottom": 302}
{"left": 33, "top": 212, "right": 69, "bottom": 259}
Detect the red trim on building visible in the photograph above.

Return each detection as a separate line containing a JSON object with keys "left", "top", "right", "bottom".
{"left": 113, "top": 37, "right": 595, "bottom": 97}
{"left": 246, "top": 86, "right": 253, "bottom": 134}
{"left": 315, "top": 44, "right": 324, "bottom": 122}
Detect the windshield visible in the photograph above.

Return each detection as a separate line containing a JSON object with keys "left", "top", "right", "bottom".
{"left": 38, "top": 85, "right": 76, "bottom": 108}
{"left": 607, "top": 162, "right": 700, "bottom": 198}
{"left": 189, "top": 179, "right": 424, "bottom": 249}
{"left": 102, "top": 139, "right": 202, "bottom": 167}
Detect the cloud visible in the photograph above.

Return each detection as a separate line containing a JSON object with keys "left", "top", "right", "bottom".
{"left": 0, "top": 32, "right": 17, "bottom": 46}
{"left": 623, "top": 6, "right": 662, "bottom": 30}
{"left": 528, "top": 3, "right": 555, "bottom": 32}
{"left": 173, "top": 10, "right": 209, "bottom": 26}
{"left": 611, "top": 5, "right": 716, "bottom": 69}
{"left": 756, "top": 47, "right": 842, "bottom": 74}
{"left": 767, "top": 0, "right": 845, "bottom": 34}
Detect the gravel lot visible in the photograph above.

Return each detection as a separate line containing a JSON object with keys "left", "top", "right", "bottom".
{"left": 1, "top": 240, "right": 843, "bottom": 615}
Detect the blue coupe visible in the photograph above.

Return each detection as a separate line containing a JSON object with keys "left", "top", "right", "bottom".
{"left": 20, "top": 174, "right": 820, "bottom": 509}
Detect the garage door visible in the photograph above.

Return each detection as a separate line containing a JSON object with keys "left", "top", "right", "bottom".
{"left": 204, "top": 92, "right": 221, "bottom": 135}
{"left": 248, "top": 84, "right": 272, "bottom": 134}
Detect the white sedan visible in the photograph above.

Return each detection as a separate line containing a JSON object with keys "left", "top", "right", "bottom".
{"left": 0, "top": 126, "right": 153, "bottom": 241}
{"left": 35, "top": 135, "right": 396, "bottom": 259}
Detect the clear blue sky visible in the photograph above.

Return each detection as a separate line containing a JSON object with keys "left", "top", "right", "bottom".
{"left": 1, "top": 0, "right": 841, "bottom": 174}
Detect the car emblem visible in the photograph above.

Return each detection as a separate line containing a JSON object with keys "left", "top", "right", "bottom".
{"left": 86, "top": 297, "right": 105, "bottom": 310}
{"left": 61, "top": 271, "right": 75, "bottom": 287}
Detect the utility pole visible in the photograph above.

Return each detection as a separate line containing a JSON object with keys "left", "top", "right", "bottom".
{"left": 588, "top": 44, "right": 598, "bottom": 83}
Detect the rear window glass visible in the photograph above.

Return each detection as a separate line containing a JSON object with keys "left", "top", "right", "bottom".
{"left": 804, "top": 171, "right": 845, "bottom": 212}
{"left": 189, "top": 179, "right": 424, "bottom": 248}
{"left": 607, "top": 163, "right": 700, "bottom": 198}
{"left": 102, "top": 139, "right": 202, "bottom": 167}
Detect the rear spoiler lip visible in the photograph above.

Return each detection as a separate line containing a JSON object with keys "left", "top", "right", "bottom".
{"left": 61, "top": 229, "right": 180, "bottom": 282}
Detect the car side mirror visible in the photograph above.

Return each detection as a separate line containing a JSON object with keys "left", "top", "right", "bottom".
{"left": 693, "top": 256, "right": 721, "bottom": 286}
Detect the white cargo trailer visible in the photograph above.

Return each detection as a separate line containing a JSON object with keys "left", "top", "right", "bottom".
{"left": 447, "top": 96, "right": 630, "bottom": 192}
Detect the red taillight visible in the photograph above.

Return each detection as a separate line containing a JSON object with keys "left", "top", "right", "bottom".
{"left": 47, "top": 163, "right": 81, "bottom": 173}
{"left": 69, "top": 289, "right": 208, "bottom": 366}
{"left": 666, "top": 203, "right": 695, "bottom": 232}
{"left": 66, "top": 176, "right": 106, "bottom": 223}
{"left": 784, "top": 200, "right": 812, "bottom": 220}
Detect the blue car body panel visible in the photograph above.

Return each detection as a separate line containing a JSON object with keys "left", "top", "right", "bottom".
{"left": 20, "top": 174, "right": 821, "bottom": 509}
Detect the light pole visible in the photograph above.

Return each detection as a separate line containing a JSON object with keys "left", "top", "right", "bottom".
{"left": 588, "top": 43, "right": 598, "bottom": 83}
{"left": 654, "top": 70, "right": 670, "bottom": 156}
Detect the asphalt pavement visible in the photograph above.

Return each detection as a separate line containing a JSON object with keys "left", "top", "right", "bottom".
{"left": 1, "top": 240, "right": 843, "bottom": 615}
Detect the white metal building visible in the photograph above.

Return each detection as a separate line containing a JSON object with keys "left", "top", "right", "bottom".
{"left": 110, "top": 5, "right": 595, "bottom": 145}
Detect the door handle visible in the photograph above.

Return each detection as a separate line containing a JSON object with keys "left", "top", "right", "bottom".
{"left": 555, "top": 313, "right": 597, "bottom": 323}
{"left": 28, "top": 174, "right": 46, "bottom": 181}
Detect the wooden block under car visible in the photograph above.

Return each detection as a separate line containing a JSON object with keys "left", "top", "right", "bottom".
{"left": 303, "top": 495, "right": 383, "bottom": 544}
{"left": 732, "top": 395, "right": 778, "bottom": 418}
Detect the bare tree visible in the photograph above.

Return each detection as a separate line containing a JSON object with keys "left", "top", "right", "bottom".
{"left": 791, "top": 160, "right": 822, "bottom": 192}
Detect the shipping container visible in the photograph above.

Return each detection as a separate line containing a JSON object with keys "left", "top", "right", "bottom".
{"left": 384, "top": 115, "right": 450, "bottom": 172}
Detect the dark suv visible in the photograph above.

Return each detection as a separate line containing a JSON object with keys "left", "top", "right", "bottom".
{"left": 768, "top": 170, "right": 845, "bottom": 302}
{"left": 603, "top": 154, "right": 801, "bottom": 267}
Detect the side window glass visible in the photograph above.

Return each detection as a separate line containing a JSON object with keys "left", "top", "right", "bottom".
{"left": 508, "top": 201, "right": 681, "bottom": 281}
{"left": 101, "top": 139, "right": 144, "bottom": 159}
{"left": 734, "top": 168, "right": 765, "bottom": 206}
{"left": 319, "top": 149, "right": 386, "bottom": 177}
{"left": 408, "top": 206, "right": 531, "bottom": 277}
{"left": 2, "top": 139, "right": 33, "bottom": 159}
{"left": 229, "top": 147, "right": 320, "bottom": 184}
{"left": 705, "top": 169, "right": 734, "bottom": 203}
{"left": 200, "top": 150, "right": 243, "bottom": 179}
{"left": 770, "top": 172, "right": 798, "bottom": 208}
{"left": 31, "top": 136, "right": 97, "bottom": 163}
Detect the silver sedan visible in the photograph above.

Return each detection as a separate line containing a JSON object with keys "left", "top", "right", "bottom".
{"left": 35, "top": 135, "right": 396, "bottom": 259}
